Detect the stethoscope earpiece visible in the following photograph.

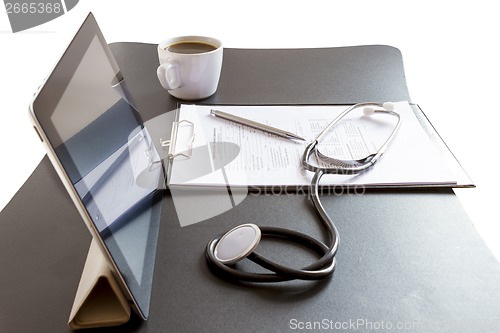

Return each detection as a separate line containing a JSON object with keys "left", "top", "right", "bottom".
{"left": 363, "top": 106, "right": 376, "bottom": 116}
{"left": 214, "top": 224, "right": 261, "bottom": 265}
{"left": 382, "top": 102, "right": 395, "bottom": 111}
{"left": 363, "top": 102, "right": 396, "bottom": 116}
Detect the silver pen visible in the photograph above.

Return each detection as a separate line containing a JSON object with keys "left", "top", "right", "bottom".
{"left": 210, "top": 109, "right": 306, "bottom": 141}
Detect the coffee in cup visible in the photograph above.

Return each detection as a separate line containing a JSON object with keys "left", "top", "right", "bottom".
{"left": 166, "top": 42, "right": 217, "bottom": 54}
{"left": 157, "top": 36, "right": 223, "bottom": 100}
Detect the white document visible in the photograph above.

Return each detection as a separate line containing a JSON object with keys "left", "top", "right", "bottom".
{"left": 168, "top": 102, "right": 458, "bottom": 188}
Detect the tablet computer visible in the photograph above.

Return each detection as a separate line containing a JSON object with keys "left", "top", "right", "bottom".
{"left": 28, "top": 12, "right": 164, "bottom": 320}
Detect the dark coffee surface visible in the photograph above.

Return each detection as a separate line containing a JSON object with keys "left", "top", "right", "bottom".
{"left": 167, "top": 41, "right": 216, "bottom": 54}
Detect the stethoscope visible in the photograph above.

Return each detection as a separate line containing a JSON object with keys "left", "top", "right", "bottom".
{"left": 205, "top": 102, "right": 402, "bottom": 282}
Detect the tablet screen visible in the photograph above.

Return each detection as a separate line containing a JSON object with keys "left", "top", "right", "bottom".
{"left": 30, "top": 13, "right": 163, "bottom": 319}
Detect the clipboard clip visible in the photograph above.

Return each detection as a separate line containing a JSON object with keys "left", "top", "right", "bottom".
{"left": 159, "top": 120, "right": 195, "bottom": 159}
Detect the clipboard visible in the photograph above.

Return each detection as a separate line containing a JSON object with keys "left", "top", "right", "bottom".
{"left": 162, "top": 102, "right": 473, "bottom": 191}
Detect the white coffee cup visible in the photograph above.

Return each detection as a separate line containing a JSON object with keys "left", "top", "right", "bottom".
{"left": 157, "top": 36, "right": 223, "bottom": 100}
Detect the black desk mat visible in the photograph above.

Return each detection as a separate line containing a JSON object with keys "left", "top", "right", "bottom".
{"left": 1, "top": 43, "right": 499, "bottom": 332}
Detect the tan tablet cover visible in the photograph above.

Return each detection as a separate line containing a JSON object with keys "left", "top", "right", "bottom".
{"left": 68, "top": 239, "right": 131, "bottom": 329}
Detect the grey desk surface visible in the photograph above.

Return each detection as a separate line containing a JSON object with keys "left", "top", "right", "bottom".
{"left": 1, "top": 43, "right": 499, "bottom": 333}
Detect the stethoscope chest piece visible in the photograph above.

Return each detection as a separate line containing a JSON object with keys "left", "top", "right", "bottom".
{"left": 214, "top": 223, "right": 261, "bottom": 265}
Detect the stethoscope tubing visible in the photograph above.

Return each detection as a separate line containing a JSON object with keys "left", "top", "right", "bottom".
{"left": 205, "top": 168, "right": 339, "bottom": 283}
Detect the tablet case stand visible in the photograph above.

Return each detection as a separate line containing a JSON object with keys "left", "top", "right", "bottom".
{"left": 68, "top": 239, "right": 130, "bottom": 329}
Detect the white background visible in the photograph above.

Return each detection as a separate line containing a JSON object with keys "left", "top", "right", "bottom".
{"left": 0, "top": 0, "right": 498, "bottom": 261}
